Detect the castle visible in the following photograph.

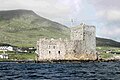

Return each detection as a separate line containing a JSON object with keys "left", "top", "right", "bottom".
{"left": 36, "top": 23, "right": 97, "bottom": 61}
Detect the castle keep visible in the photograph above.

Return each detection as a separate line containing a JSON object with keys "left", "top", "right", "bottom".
{"left": 36, "top": 23, "right": 97, "bottom": 61}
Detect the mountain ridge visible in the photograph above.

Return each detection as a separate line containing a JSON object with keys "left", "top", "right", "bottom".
{"left": 96, "top": 37, "right": 120, "bottom": 47}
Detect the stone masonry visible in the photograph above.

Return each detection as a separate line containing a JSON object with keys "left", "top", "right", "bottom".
{"left": 36, "top": 23, "right": 97, "bottom": 61}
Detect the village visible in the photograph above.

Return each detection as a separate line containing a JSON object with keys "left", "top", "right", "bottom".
{"left": 0, "top": 43, "right": 36, "bottom": 61}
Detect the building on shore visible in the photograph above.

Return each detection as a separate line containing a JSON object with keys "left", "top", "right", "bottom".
{"left": 36, "top": 23, "right": 97, "bottom": 61}
{"left": 0, "top": 44, "right": 14, "bottom": 51}
{"left": 0, "top": 54, "right": 8, "bottom": 59}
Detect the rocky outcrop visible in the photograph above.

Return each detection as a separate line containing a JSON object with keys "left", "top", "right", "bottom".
{"left": 64, "top": 53, "right": 97, "bottom": 60}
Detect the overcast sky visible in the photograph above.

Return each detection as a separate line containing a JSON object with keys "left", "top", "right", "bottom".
{"left": 0, "top": 0, "right": 120, "bottom": 42}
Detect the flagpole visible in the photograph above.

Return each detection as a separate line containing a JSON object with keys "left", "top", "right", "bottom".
{"left": 71, "top": 19, "right": 73, "bottom": 27}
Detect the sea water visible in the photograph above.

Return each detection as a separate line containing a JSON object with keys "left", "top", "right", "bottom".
{"left": 0, "top": 62, "right": 120, "bottom": 80}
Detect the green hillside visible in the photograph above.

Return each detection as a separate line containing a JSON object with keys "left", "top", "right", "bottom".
{"left": 0, "top": 9, "right": 120, "bottom": 47}
{"left": 0, "top": 10, "right": 70, "bottom": 47}
{"left": 96, "top": 37, "right": 120, "bottom": 47}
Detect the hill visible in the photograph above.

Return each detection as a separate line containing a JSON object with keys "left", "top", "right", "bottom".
{"left": 0, "top": 9, "right": 120, "bottom": 47}
{"left": 0, "top": 9, "right": 70, "bottom": 47}
{"left": 96, "top": 37, "right": 120, "bottom": 47}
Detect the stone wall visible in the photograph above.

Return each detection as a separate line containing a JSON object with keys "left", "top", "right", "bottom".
{"left": 70, "top": 24, "right": 84, "bottom": 41}
{"left": 82, "top": 25, "right": 96, "bottom": 54}
{"left": 37, "top": 38, "right": 66, "bottom": 60}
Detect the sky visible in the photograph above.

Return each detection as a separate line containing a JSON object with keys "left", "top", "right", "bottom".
{"left": 0, "top": 0, "right": 120, "bottom": 42}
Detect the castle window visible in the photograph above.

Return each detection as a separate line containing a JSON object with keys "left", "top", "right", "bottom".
{"left": 83, "top": 32, "right": 85, "bottom": 36}
{"left": 53, "top": 46, "right": 55, "bottom": 49}
{"left": 73, "top": 50, "right": 76, "bottom": 53}
{"left": 49, "top": 51, "right": 51, "bottom": 54}
{"left": 58, "top": 51, "right": 60, "bottom": 54}
{"left": 48, "top": 46, "right": 50, "bottom": 49}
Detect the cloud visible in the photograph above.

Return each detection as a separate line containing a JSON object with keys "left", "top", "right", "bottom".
{"left": 90, "top": 0, "right": 120, "bottom": 10}
{"left": 100, "top": 26, "right": 120, "bottom": 37}
{"left": 98, "top": 24, "right": 120, "bottom": 41}
{"left": 90, "top": 0, "right": 120, "bottom": 21}
{"left": 97, "top": 10, "right": 120, "bottom": 21}
{"left": 89, "top": 0, "right": 120, "bottom": 41}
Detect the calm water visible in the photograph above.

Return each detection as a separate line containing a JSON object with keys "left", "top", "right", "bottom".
{"left": 0, "top": 62, "right": 120, "bottom": 80}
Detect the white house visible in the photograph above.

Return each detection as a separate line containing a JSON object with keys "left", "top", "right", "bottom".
{"left": 0, "top": 46, "right": 14, "bottom": 51}
{"left": 0, "top": 54, "right": 8, "bottom": 59}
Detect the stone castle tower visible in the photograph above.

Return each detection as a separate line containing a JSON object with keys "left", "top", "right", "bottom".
{"left": 70, "top": 23, "right": 96, "bottom": 54}
{"left": 36, "top": 23, "right": 97, "bottom": 61}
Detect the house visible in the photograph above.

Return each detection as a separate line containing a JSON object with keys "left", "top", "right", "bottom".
{"left": 105, "top": 50, "right": 112, "bottom": 53}
{"left": 0, "top": 44, "right": 14, "bottom": 51}
{"left": 0, "top": 54, "right": 8, "bottom": 59}
{"left": 14, "top": 47, "right": 36, "bottom": 53}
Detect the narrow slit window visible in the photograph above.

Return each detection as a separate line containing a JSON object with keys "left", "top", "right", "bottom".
{"left": 53, "top": 46, "right": 55, "bottom": 49}
{"left": 58, "top": 51, "right": 60, "bottom": 54}
{"left": 49, "top": 51, "right": 51, "bottom": 54}
{"left": 73, "top": 50, "right": 76, "bottom": 53}
{"left": 49, "top": 46, "right": 50, "bottom": 49}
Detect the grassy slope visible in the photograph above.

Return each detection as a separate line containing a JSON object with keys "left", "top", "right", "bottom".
{"left": 0, "top": 10, "right": 70, "bottom": 47}
{"left": 96, "top": 37, "right": 120, "bottom": 47}
{"left": 0, "top": 52, "right": 36, "bottom": 61}
{"left": 97, "top": 46, "right": 120, "bottom": 59}
{"left": 9, "top": 53, "right": 36, "bottom": 60}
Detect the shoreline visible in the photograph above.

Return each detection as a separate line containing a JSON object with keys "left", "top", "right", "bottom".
{"left": 0, "top": 59, "right": 120, "bottom": 63}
